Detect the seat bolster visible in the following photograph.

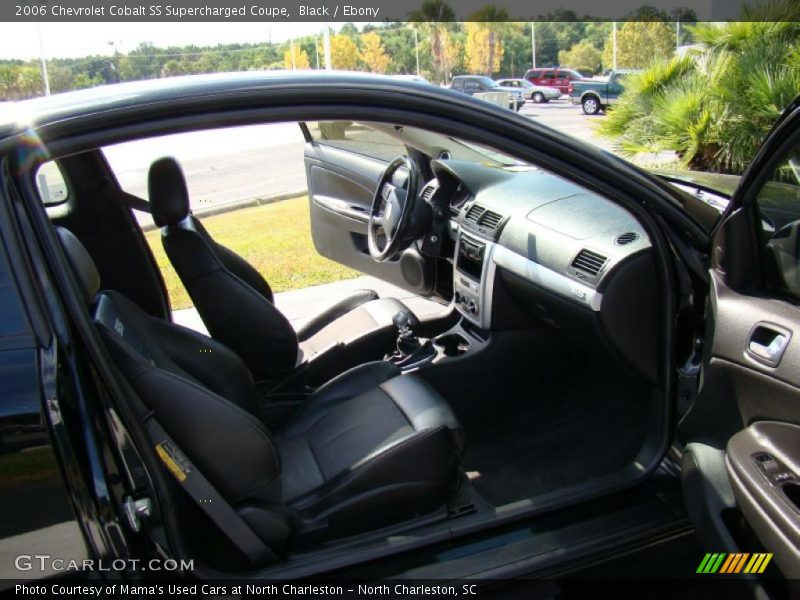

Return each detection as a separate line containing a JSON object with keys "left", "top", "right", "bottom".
{"left": 295, "top": 289, "right": 379, "bottom": 341}
{"left": 379, "top": 376, "right": 463, "bottom": 446}
{"left": 281, "top": 361, "right": 400, "bottom": 436}
{"left": 97, "top": 325, "right": 283, "bottom": 505}
{"left": 288, "top": 426, "right": 460, "bottom": 537}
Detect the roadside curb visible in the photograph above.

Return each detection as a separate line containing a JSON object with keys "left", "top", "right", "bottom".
{"left": 139, "top": 188, "right": 307, "bottom": 232}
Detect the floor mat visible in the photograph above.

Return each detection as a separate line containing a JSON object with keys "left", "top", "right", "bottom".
{"left": 461, "top": 378, "right": 651, "bottom": 507}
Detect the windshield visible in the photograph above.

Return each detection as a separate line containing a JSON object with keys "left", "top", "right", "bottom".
{"left": 477, "top": 76, "right": 496, "bottom": 87}
{"left": 452, "top": 138, "right": 527, "bottom": 167}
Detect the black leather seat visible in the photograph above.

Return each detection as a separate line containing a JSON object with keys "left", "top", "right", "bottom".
{"left": 57, "top": 227, "right": 463, "bottom": 556}
{"left": 148, "top": 157, "right": 413, "bottom": 383}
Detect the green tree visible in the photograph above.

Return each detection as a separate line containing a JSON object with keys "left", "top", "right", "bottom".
{"left": 17, "top": 65, "right": 44, "bottom": 97}
{"left": 558, "top": 39, "right": 602, "bottom": 73}
{"left": 409, "top": 0, "right": 455, "bottom": 83}
{"left": 602, "top": 21, "right": 675, "bottom": 70}
{"left": 467, "top": 7, "right": 513, "bottom": 77}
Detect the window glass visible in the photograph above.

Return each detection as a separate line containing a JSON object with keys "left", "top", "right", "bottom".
{"left": 756, "top": 137, "right": 800, "bottom": 300}
{"left": 35, "top": 161, "right": 68, "bottom": 205}
{"left": 543, "top": 71, "right": 555, "bottom": 79}
{"left": 529, "top": 71, "right": 541, "bottom": 79}
{"left": 103, "top": 123, "right": 306, "bottom": 204}
{"left": 305, "top": 121, "right": 406, "bottom": 162}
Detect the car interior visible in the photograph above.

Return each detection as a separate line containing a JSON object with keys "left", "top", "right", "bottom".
{"left": 34, "top": 118, "right": 672, "bottom": 574}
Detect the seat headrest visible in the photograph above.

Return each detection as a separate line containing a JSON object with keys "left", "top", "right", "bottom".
{"left": 149, "top": 157, "right": 190, "bottom": 227}
{"left": 56, "top": 227, "right": 100, "bottom": 305}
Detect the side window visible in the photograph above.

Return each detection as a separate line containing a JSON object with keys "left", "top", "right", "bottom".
{"left": 305, "top": 121, "right": 406, "bottom": 162}
{"left": 529, "top": 71, "right": 541, "bottom": 79}
{"left": 35, "top": 161, "right": 69, "bottom": 205}
{"left": 452, "top": 78, "right": 464, "bottom": 91}
{"left": 465, "top": 80, "right": 481, "bottom": 92}
{"left": 757, "top": 137, "right": 800, "bottom": 299}
{"left": 543, "top": 71, "right": 555, "bottom": 80}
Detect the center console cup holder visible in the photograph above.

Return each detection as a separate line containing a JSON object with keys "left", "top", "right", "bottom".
{"left": 433, "top": 333, "right": 470, "bottom": 357}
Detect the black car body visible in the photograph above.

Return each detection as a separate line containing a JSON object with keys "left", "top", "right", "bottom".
{"left": 0, "top": 72, "right": 798, "bottom": 595}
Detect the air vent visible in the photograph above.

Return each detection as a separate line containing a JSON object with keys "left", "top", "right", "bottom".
{"left": 420, "top": 183, "right": 437, "bottom": 202}
{"left": 571, "top": 249, "right": 607, "bottom": 276}
{"left": 478, "top": 210, "right": 503, "bottom": 229}
{"left": 465, "top": 204, "right": 486, "bottom": 223}
{"left": 615, "top": 232, "right": 639, "bottom": 246}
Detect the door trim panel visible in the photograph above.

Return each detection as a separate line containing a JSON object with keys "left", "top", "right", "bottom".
{"left": 727, "top": 421, "right": 800, "bottom": 578}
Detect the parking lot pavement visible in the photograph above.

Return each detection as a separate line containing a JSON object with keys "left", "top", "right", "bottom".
{"left": 519, "top": 98, "right": 615, "bottom": 153}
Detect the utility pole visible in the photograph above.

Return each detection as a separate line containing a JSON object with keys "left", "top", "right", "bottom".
{"left": 676, "top": 20, "right": 681, "bottom": 50}
{"left": 612, "top": 22, "right": 618, "bottom": 70}
{"left": 35, "top": 22, "right": 50, "bottom": 96}
{"left": 323, "top": 27, "right": 332, "bottom": 70}
{"left": 315, "top": 37, "right": 320, "bottom": 69}
{"left": 108, "top": 40, "right": 121, "bottom": 82}
{"left": 290, "top": 37, "right": 296, "bottom": 69}
{"left": 415, "top": 33, "right": 420, "bottom": 76}
{"left": 530, "top": 22, "right": 536, "bottom": 69}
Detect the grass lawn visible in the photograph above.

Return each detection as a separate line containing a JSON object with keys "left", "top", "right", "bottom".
{"left": 145, "top": 196, "right": 359, "bottom": 310}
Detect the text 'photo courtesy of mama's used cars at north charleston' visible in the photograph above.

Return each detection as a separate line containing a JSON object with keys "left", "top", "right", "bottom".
{"left": 0, "top": 70, "right": 800, "bottom": 598}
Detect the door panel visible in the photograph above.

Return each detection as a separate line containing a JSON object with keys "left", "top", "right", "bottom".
{"left": 680, "top": 99, "right": 800, "bottom": 585}
{"left": 727, "top": 421, "right": 800, "bottom": 578}
{"left": 304, "top": 142, "right": 435, "bottom": 296}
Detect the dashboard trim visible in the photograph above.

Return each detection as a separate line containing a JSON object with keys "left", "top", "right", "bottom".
{"left": 453, "top": 231, "right": 496, "bottom": 329}
{"left": 492, "top": 245, "right": 603, "bottom": 312}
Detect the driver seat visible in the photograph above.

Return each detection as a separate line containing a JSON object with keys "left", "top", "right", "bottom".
{"left": 148, "top": 157, "right": 413, "bottom": 383}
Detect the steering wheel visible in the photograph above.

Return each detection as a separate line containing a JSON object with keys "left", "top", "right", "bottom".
{"left": 368, "top": 155, "right": 419, "bottom": 262}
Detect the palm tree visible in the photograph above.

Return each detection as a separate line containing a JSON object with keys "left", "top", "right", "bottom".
{"left": 598, "top": 19, "right": 800, "bottom": 174}
{"left": 468, "top": 6, "right": 511, "bottom": 77}
{"left": 409, "top": 0, "right": 455, "bottom": 83}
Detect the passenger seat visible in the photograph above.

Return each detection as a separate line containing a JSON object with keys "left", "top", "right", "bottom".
{"left": 56, "top": 227, "right": 464, "bottom": 558}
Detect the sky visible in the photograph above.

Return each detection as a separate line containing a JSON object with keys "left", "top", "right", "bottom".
{"left": 0, "top": 22, "right": 342, "bottom": 60}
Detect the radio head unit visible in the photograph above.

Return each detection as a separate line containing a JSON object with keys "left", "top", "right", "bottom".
{"left": 453, "top": 233, "right": 495, "bottom": 329}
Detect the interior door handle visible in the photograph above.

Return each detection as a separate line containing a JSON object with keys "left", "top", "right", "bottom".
{"left": 747, "top": 323, "right": 791, "bottom": 367}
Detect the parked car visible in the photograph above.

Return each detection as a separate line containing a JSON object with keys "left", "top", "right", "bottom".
{"left": 570, "top": 69, "right": 639, "bottom": 115}
{"left": 523, "top": 67, "right": 585, "bottom": 95}
{"left": 450, "top": 75, "right": 526, "bottom": 110}
{"left": 1, "top": 72, "right": 799, "bottom": 594}
{"left": 495, "top": 78, "right": 561, "bottom": 103}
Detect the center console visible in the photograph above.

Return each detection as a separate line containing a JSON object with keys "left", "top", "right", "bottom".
{"left": 453, "top": 232, "right": 496, "bottom": 330}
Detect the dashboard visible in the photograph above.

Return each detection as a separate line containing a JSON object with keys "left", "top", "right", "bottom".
{"left": 423, "top": 159, "right": 660, "bottom": 382}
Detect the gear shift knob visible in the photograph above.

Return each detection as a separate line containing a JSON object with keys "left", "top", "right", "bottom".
{"left": 393, "top": 310, "right": 411, "bottom": 331}
{"left": 392, "top": 310, "right": 419, "bottom": 334}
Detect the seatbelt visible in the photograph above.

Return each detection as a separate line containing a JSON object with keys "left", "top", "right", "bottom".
{"left": 92, "top": 178, "right": 153, "bottom": 214}
{"left": 142, "top": 414, "right": 277, "bottom": 565}
{"left": 114, "top": 190, "right": 152, "bottom": 214}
